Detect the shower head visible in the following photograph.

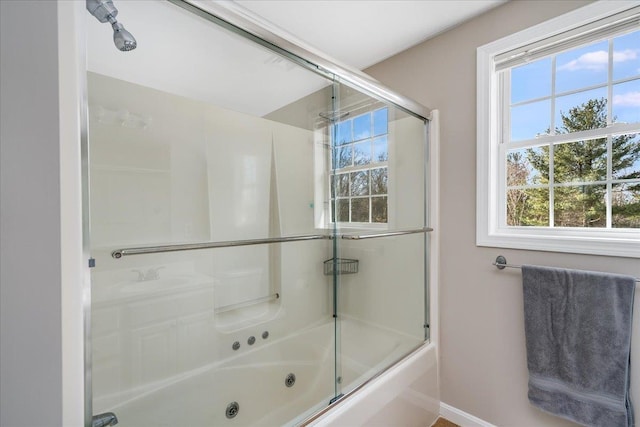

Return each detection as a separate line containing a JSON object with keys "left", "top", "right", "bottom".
{"left": 86, "top": 0, "right": 137, "bottom": 52}
{"left": 111, "top": 22, "right": 137, "bottom": 52}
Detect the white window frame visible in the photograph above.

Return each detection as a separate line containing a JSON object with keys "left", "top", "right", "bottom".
{"left": 477, "top": 1, "right": 640, "bottom": 258}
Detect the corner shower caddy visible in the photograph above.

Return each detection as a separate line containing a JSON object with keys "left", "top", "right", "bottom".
{"left": 323, "top": 258, "right": 359, "bottom": 276}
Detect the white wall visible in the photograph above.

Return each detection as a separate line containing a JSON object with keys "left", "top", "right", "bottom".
{"left": 367, "top": 1, "right": 640, "bottom": 426}
{"left": 1, "top": 1, "right": 64, "bottom": 425}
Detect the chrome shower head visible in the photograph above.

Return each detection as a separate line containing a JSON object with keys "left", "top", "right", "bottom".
{"left": 86, "top": 0, "right": 137, "bottom": 52}
{"left": 111, "top": 22, "right": 137, "bottom": 52}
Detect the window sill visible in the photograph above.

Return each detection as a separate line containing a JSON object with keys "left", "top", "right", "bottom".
{"left": 477, "top": 227, "right": 640, "bottom": 258}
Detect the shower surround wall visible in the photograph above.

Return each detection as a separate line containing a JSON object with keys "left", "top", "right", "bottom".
{"left": 88, "top": 72, "right": 332, "bottom": 410}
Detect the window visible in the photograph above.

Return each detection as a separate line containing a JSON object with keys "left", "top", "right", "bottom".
{"left": 477, "top": 2, "right": 640, "bottom": 257}
{"left": 330, "top": 107, "right": 389, "bottom": 224}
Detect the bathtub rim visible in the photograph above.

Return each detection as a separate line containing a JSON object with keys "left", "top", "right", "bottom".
{"left": 298, "top": 340, "right": 434, "bottom": 426}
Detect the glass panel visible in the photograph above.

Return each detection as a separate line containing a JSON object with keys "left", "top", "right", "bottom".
{"left": 554, "top": 185, "right": 606, "bottom": 227}
{"left": 373, "top": 108, "right": 388, "bottom": 136}
{"left": 510, "top": 99, "right": 551, "bottom": 141}
{"left": 335, "top": 173, "right": 350, "bottom": 197}
{"left": 371, "top": 167, "right": 388, "bottom": 195}
{"left": 555, "top": 41, "right": 608, "bottom": 93}
{"left": 350, "top": 170, "right": 369, "bottom": 196}
{"left": 88, "top": 2, "right": 341, "bottom": 425}
{"left": 336, "top": 120, "right": 352, "bottom": 145}
{"left": 334, "top": 81, "right": 427, "bottom": 401}
{"left": 353, "top": 141, "right": 372, "bottom": 165}
{"left": 612, "top": 182, "right": 640, "bottom": 228}
{"left": 555, "top": 88, "right": 607, "bottom": 133}
{"left": 506, "top": 147, "right": 548, "bottom": 186}
{"left": 353, "top": 113, "right": 372, "bottom": 141}
{"left": 373, "top": 136, "right": 388, "bottom": 162}
{"left": 371, "top": 196, "right": 388, "bottom": 223}
{"left": 553, "top": 138, "right": 607, "bottom": 183}
{"left": 511, "top": 58, "right": 551, "bottom": 104}
{"left": 506, "top": 188, "right": 549, "bottom": 226}
{"left": 613, "top": 133, "right": 640, "bottom": 180}
{"left": 351, "top": 198, "right": 369, "bottom": 222}
{"left": 334, "top": 146, "right": 352, "bottom": 169}
{"left": 613, "top": 79, "right": 640, "bottom": 124}
{"left": 335, "top": 199, "right": 350, "bottom": 222}
{"left": 613, "top": 30, "right": 640, "bottom": 81}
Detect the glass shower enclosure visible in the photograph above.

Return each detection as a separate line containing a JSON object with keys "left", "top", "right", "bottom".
{"left": 86, "top": 1, "right": 431, "bottom": 425}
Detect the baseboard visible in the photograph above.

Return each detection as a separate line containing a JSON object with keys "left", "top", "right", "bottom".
{"left": 440, "top": 402, "right": 496, "bottom": 427}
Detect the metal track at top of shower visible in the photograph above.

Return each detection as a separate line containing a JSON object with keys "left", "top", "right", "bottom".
{"left": 168, "top": 0, "right": 431, "bottom": 122}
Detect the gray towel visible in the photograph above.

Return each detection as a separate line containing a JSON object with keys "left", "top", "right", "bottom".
{"left": 522, "top": 265, "right": 635, "bottom": 427}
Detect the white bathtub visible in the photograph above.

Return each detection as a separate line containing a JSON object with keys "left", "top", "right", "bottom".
{"left": 104, "top": 318, "right": 436, "bottom": 426}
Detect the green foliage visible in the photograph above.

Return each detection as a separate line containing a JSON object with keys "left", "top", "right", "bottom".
{"left": 507, "top": 98, "right": 640, "bottom": 228}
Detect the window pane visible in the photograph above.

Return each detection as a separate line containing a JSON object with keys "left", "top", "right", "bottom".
{"left": 372, "top": 196, "right": 388, "bottom": 223}
{"left": 334, "top": 173, "right": 349, "bottom": 197}
{"left": 613, "top": 79, "right": 640, "bottom": 125}
{"left": 351, "top": 198, "right": 369, "bottom": 222}
{"left": 613, "top": 30, "right": 640, "bottom": 81}
{"left": 353, "top": 141, "right": 371, "bottom": 165}
{"left": 334, "top": 146, "right": 352, "bottom": 169}
{"left": 555, "top": 41, "right": 608, "bottom": 93}
{"left": 373, "top": 136, "right": 388, "bottom": 162}
{"left": 334, "top": 199, "right": 349, "bottom": 222}
{"left": 511, "top": 99, "right": 551, "bottom": 141}
{"left": 554, "top": 184, "right": 606, "bottom": 227}
{"left": 373, "top": 108, "right": 388, "bottom": 136}
{"left": 553, "top": 138, "right": 607, "bottom": 183}
{"left": 350, "top": 171, "right": 369, "bottom": 196}
{"left": 511, "top": 58, "right": 551, "bottom": 104}
{"left": 371, "top": 167, "right": 388, "bottom": 195}
{"left": 335, "top": 120, "right": 352, "bottom": 145}
{"left": 555, "top": 88, "right": 607, "bottom": 133}
{"left": 613, "top": 133, "right": 640, "bottom": 180}
{"left": 506, "top": 188, "right": 549, "bottom": 226}
{"left": 507, "top": 147, "right": 548, "bottom": 186}
{"left": 612, "top": 182, "right": 640, "bottom": 228}
{"left": 353, "top": 113, "right": 371, "bottom": 141}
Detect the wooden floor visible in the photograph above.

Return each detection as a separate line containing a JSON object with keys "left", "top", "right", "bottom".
{"left": 432, "top": 417, "right": 460, "bottom": 427}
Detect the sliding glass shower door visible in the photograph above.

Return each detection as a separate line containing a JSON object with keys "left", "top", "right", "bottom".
{"left": 86, "top": 1, "right": 429, "bottom": 426}
{"left": 329, "top": 80, "right": 429, "bottom": 402}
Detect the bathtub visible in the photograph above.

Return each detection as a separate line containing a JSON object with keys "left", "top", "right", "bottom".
{"left": 103, "top": 318, "right": 436, "bottom": 426}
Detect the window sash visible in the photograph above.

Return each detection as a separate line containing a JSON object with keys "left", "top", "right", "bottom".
{"left": 495, "top": 6, "right": 640, "bottom": 71}
{"left": 499, "top": 24, "right": 640, "bottom": 230}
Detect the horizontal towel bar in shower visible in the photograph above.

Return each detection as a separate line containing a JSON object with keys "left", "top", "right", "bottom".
{"left": 215, "top": 293, "right": 279, "bottom": 314}
{"left": 111, "top": 227, "right": 433, "bottom": 258}
{"left": 340, "top": 227, "right": 433, "bottom": 240}
{"left": 111, "top": 234, "right": 331, "bottom": 258}
{"left": 493, "top": 255, "right": 640, "bottom": 283}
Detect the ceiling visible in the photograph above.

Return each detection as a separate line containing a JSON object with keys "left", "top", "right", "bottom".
{"left": 234, "top": 0, "right": 506, "bottom": 70}
{"left": 87, "top": 0, "right": 506, "bottom": 117}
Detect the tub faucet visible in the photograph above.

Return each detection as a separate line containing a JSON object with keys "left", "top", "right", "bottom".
{"left": 91, "top": 412, "right": 118, "bottom": 427}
